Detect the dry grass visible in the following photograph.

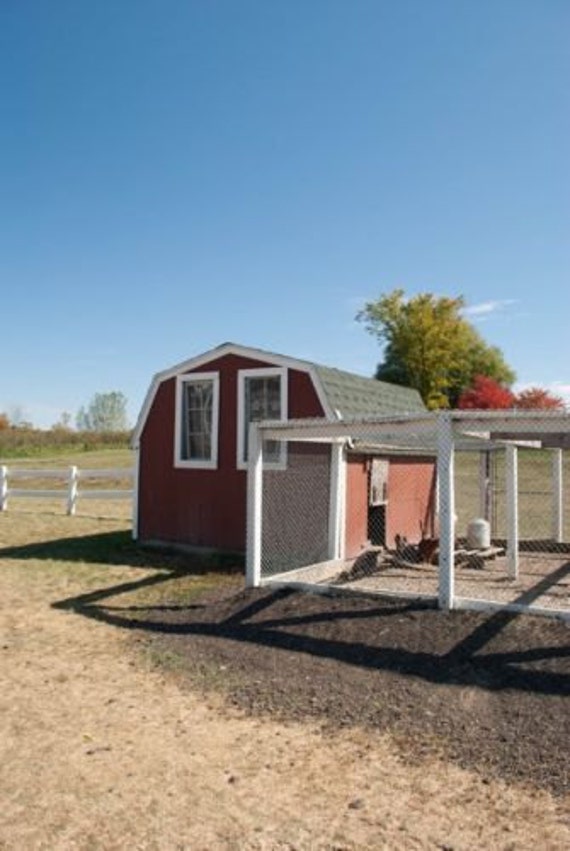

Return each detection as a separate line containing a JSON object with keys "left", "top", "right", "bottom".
{"left": 1, "top": 506, "right": 569, "bottom": 849}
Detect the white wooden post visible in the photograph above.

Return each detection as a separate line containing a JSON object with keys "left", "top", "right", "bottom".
{"left": 246, "top": 423, "right": 263, "bottom": 588}
{"left": 0, "top": 465, "right": 7, "bottom": 511}
{"left": 67, "top": 466, "right": 78, "bottom": 516}
{"left": 551, "top": 448, "right": 563, "bottom": 543}
{"left": 505, "top": 444, "right": 519, "bottom": 579}
{"left": 437, "top": 413, "right": 455, "bottom": 610}
{"left": 479, "top": 450, "right": 491, "bottom": 521}
{"left": 327, "top": 442, "right": 346, "bottom": 559}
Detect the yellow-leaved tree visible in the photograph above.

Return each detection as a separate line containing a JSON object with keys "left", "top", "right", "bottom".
{"left": 357, "top": 290, "right": 515, "bottom": 409}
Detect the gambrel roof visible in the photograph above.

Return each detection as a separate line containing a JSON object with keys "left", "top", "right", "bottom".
{"left": 132, "top": 342, "right": 425, "bottom": 446}
{"left": 313, "top": 363, "right": 425, "bottom": 419}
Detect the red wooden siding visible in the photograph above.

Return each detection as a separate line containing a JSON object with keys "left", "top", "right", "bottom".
{"left": 344, "top": 455, "right": 370, "bottom": 558}
{"left": 385, "top": 458, "right": 436, "bottom": 548}
{"left": 344, "top": 454, "right": 436, "bottom": 556}
{"left": 138, "top": 354, "right": 324, "bottom": 551}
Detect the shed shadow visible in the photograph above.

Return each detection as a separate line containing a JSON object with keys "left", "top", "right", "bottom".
{"left": 52, "top": 570, "right": 570, "bottom": 698}
{"left": 0, "top": 530, "right": 243, "bottom": 575}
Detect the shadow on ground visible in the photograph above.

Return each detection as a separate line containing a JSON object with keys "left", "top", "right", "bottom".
{"left": 0, "top": 530, "right": 242, "bottom": 574}
{"left": 50, "top": 564, "right": 570, "bottom": 698}
{"left": 5, "top": 528, "right": 570, "bottom": 796}
{"left": 3, "top": 528, "right": 567, "bottom": 699}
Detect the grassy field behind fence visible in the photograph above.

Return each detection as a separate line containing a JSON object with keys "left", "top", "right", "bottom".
{"left": 0, "top": 428, "right": 132, "bottom": 459}
{"left": 454, "top": 449, "right": 570, "bottom": 542}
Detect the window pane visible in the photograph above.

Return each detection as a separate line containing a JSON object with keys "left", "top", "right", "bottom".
{"left": 243, "top": 375, "right": 282, "bottom": 462}
{"left": 182, "top": 380, "right": 213, "bottom": 461}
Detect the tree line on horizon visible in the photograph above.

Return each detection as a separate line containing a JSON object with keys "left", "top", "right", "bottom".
{"left": 0, "top": 391, "right": 131, "bottom": 434}
{"left": 0, "top": 392, "right": 132, "bottom": 458}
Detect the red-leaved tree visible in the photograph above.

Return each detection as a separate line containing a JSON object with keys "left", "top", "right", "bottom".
{"left": 457, "top": 375, "right": 515, "bottom": 409}
{"left": 514, "top": 387, "right": 566, "bottom": 410}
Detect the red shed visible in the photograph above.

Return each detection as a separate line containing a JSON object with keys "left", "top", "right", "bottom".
{"left": 132, "top": 343, "right": 434, "bottom": 558}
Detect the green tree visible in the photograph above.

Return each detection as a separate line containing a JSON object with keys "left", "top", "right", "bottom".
{"left": 357, "top": 289, "right": 515, "bottom": 409}
{"left": 76, "top": 392, "right": 129, "bottom": 432}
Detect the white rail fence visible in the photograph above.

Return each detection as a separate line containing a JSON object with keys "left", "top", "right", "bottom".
{"left": 0, "top": 466, "right": 134, "bottom": 515}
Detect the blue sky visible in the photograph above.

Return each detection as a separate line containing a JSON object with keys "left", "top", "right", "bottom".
{"left": 1, "top": 0, "right": 569, "bottom": 428}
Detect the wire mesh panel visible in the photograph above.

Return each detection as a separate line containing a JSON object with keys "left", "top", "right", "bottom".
{"left": 260, "top": 441, "right": 332, "bottom": 579}
{"left": 249, "top": 411, "right": 570, "bottom": 620}
{"left": 453, "top": 442, "right": 570, "bottom": 616}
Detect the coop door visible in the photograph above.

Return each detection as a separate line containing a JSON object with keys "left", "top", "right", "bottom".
{"left": 369, "top": 459, "right": 389, "bottom": 506}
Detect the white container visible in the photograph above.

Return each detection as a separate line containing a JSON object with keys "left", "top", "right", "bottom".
{"left": 467, "top": 518, "right": 491, "bottom": 550}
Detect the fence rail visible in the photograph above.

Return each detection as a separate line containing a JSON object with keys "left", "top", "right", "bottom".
{"left": 0, "top": 465, "right": 134, "bottom": 515}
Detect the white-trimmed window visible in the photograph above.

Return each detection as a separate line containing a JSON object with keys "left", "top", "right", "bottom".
{"left": 175, "top": 372, "right": 219, "bottom": 468}
{"left": 237, "top": 367, "right": 287, "bottom": 469}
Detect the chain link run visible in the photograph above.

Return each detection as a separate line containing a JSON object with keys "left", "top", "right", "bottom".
{"left": 251, "top": 412, "right": 570, "bottom": 619}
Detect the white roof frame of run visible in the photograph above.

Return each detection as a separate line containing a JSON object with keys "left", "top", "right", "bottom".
{"left": 256, "top": 410, "right": 570, "bottom": 452}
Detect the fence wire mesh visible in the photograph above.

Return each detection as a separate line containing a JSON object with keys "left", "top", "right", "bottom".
{"left": 261, "top": 442, "right": 332, "bottom": 578}
{"left": 251, "top": 412, "right": 570, "bottom": 619}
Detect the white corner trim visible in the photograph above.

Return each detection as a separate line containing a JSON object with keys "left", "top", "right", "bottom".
{"left": 305, "top": 366, "right": 336, "bottom": 420}
{"left": 174, "top": 372, "right": 220, "bottom": 469}
{"left": 132, "top": 445, "right": 140, "bottom": 540}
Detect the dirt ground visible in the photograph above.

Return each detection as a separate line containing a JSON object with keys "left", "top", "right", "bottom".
{"left": 1, "top": 507, "right": 570, "bottom": 850}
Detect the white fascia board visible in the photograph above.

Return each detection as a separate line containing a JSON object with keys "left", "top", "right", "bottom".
{"left": 304, "top": 366, "right": 336, "bottom": 420}
{"left": 132, "top": 342, "right": 338, "bottom": 445}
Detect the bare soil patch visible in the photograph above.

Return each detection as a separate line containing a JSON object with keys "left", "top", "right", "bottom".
{"left": 1, "top": 507, "right": 569, "bottom": 849}
{"left": 121, "top": 585, "right": 570, "bottom": 797}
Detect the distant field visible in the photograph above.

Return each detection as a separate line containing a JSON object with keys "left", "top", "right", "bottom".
{"left": 0, "top": 447, "right": 134, "bottom": 469}
{"left": 0, "top": 428, "right": 131, "bottom": 460}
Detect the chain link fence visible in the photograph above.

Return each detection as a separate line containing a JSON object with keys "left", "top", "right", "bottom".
{"left": 247, "top": 411, "right": 570, "bottom": 620}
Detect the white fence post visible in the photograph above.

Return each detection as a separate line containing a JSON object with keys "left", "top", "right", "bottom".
{"left": 505, "top": 444, "right": 519, "bottom": 579}
{"left": 67, "top": 466, "right": 78, "bottom": 515}
{"left": 437, "top": 413, "right": 455, "bottom": 611}
{"left": 551, "top": 448, "right": 563, "bottom": 543}
{"left": 0, "top": 466, "right": 7, "bottom": 511}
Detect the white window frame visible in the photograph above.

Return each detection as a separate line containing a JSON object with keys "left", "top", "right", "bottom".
{"left": 237, "top": 367, "right": 288, "bottom": 470}
{"left": 174, "top": 372, "right": 220, "bottom": 469}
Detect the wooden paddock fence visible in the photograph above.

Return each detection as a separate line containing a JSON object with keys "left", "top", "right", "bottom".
{"left": 0, "top": 465, "right": 134, "bottom": 515}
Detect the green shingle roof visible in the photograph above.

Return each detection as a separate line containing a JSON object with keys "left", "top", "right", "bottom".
{"left": 313, "top": 364, "right": 426, "bottom": 418}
